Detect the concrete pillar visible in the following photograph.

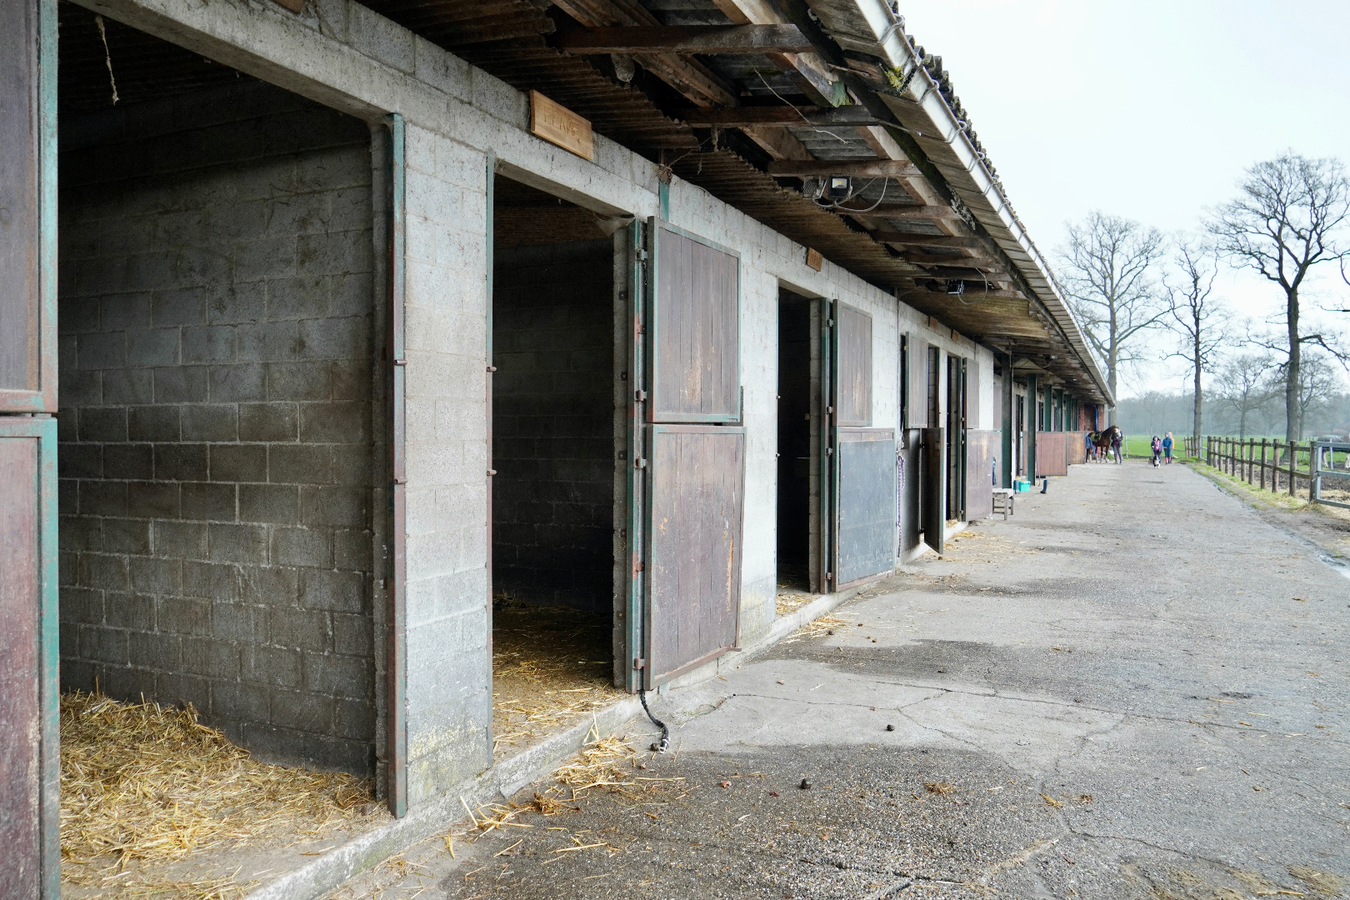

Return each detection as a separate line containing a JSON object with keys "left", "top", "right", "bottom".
{"left": 1026, "top": 375, "right": 1038, "bottom": 481}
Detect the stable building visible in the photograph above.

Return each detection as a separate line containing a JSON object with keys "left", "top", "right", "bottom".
{"left": 1, "top": 0, "right": 1110, "bottom": 893}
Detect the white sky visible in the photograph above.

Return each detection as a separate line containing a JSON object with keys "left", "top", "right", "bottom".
{"left": 899, "top": 0, "right": 1350, "bottom": 397}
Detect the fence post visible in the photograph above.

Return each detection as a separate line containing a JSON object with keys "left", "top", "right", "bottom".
{"left": 1206, "top": 436, "right": 1212, "bottom": 466}
{"left": 1273, "top": 440, "right": 1282, "bottom": 491}
{"left": 1248, "top": 439, "right": 1255, "bottom": 484}
{"left": 1289, "top": 442, "right": 1298, "bottom": 498}
{"left": 1260, "top": 439, "right": 1267, "bottom": 491}
{"left": 1310, "top": 443, "right": 1318, "bottom": 502}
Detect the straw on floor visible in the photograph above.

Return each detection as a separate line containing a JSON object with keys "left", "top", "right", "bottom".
{"left": 60, "top": 690, "right": 373, "bottom": 899}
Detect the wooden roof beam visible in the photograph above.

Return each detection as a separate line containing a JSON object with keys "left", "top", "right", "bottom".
{"left": 707, "top": 0, "right": 843, "bottom": 106}
{"left": 766, "top": 159, "right": 918, "bottom": 178}
{"left": 846, "top": 204, "right": 961, "bottom": 220}
{"left": 678, "top": 106, "right": 878, "bottom": 126}
{"left": 556, "top": 25, "right": 813, "bottom": 54}
{"left": 864, "top": 232, "right": 983, "bottom": 249}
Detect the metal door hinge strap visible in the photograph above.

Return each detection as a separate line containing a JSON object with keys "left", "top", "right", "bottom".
{"left": 633, "top": 657, "right": 645, "bottom": 670}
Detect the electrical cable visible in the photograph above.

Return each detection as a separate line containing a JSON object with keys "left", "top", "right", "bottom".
{"left": 638, "top": 688, "right": 670, "bottom": 753}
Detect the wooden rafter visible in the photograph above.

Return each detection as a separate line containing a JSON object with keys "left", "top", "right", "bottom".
{"left": 766, "top": 159, "right": 918, "bottom": 178}
{"left": 678, "top": 106, "right": 877, "bottom": 126}
{"left": 555, "top": 25, "right": 813, "bottom": 54}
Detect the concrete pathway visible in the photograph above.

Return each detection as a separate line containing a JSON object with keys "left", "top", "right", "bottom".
{"left": 329, "top": 462, "right": 1350, "bottom": 899}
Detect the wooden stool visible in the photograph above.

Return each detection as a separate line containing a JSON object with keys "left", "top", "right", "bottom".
{"left": 992, "top": 488, "right": 1014, "bottom": 520}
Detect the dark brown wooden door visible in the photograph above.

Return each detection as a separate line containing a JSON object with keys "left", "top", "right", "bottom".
{"left": 638, "top": 220, "right": 744, "bottom": 688}
{"left": 0, "top": 419, "right": 58, "bottom": 899}
{"left": 644, "top": 425, "right": 744, "bottom": 687}
{"left": 649, "top": 220, "right": 740, "bottom": 423}
{"left": 923, "top": 427, "right": 945, "bottom": 554}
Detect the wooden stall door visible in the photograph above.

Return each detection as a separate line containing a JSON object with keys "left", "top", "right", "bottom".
{"left": 823, "top": 302, "right": 893, "bottom": 589}
{"left": 639, "top": 220, "right": 744, "bottom": 688}
{"left": 923, "top": 427, "right": 945, "bottom": 554}
{"left": 1035, "top": 431, "right": 1068, "bottom": 476}
{"left": 0, "top": 0, "right": 59, "bottom": 895}
{"left": 965, "top": 430, "right": 997, "bottom": 521}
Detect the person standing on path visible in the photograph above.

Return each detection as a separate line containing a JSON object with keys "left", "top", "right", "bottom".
{"left": 1163, "top": 432, "right": 1174, "bottom": 464}
{"left": 1085, "top": 430, "right": 1096, "bottom": 462}
{"left": 1151, "top": 435, "right": 1163, "bottom": 467}
{"left": 1111, "top": 428, "right": 1123, "bottom": 464}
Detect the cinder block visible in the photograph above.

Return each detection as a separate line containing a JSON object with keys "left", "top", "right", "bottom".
{"left": 214, "top": 681, "right": 270, "bottom": 723}
{"left": 208, "top": 364, "right": 266, "bottom": 403}
{"left": 181, "top": 638, "right": 240, "bottom": 680}
{"left": 100, "top": 293, "right": 153, "bottom": 332}
{"left": 235, "top": 238, "right": 298, "bottom": 285}
{"left": 298, "top": 569, "right": 364, "bottom": 614}
{"left": 330, "top": 444, "right": 374, "bottom": 485}
{"left": 153, "top": 521, "right": 208, "bottom": 561}
{"left": 242, "top": 644, "right": 303, "bottom": 690}
{"left": 129, "top": 629, "right": 179, "bottom": 670}
{"left": 181, "top": 404, "right": 240, "bottom": 442}
{"left": 210, "top": 444, "right": 268, "bottom": 483}
{"left": 183, "top": 325, "right": 236, "bottom": 363}
{"left": 127, "top": 328, "right": 181, "bottom": 367}
{"left": 155, "top": 444, "right": 209, "bottom": 481}
{"left": 60, "top": 444, "right": 102, "bottom": 479}
{"left": 129, "top": 556, "right": 182, "bottom": 595}
{"left": 155, "top": 672, "right": 212, "bottom": 713}
{"left": 272, "top": 526, "right": 333, "bottom": 569}
{"left": 209, "top": 523, "right": 268, "bottom": 564}
{"left": 333, "top": 698, "right": 375, "bottom": 741}
{"left": 80, "top": 480, "right": 128, "bottom": 517}
{"left": 302, "top": 651, "right": 372, "bottom": 700}
{"left": 240, "top": 483, "right": 300, "bottom": 524}
{"left": 334, "top": 529, "right": 372, "bottom": 570}
{"left": 266, "top": 361, "right": 332, "bottom": 402}
{"left": 330, "top": 358, "right": 372, "bottom": 402}
{"left": 103, "top": 369, "right": 155, "bottom": 404}
{"left": 59, "top": 586, "right": 104, "bottom": 626}
{"left": 129, "top": 406, "right": 181, "bottom": 442}
{"left": 270, "top": 689, "right": 334, "bottom": 733}
{"left": 185, "top": 562, "right": 241, "bottom": 603}
{"left": 239, "top": 564, "right": 299, "bottom": 606}
{"left": 151, "top": 284, "right": 208, "bottom": 326}
{"left": 103, "top": 519, "right": 152, "bottom": 555}
{"left": 300, "top": 485, "right": 368, "bottom": 528}
{"left": 206, "top": 282, "right": 267, "bottom": 325}
{"left": 78, "top": 406, "right": 128, "bottom": 443}
{"left": 237, "top": 321, "right": 301, "bottom": 362}
{"left": 297, "top": 316, "right": 369, "bottom": 361}
{"left": 157, "top": 596, "right": 212, "bottom": 636}
{"left": 299, "top": 401, "right": 369, "bottom": 443}
{"left": 268, "top": 444, "right": 332, "bottom": 484}
{"left": 182, "top": 482, "right": 238, "bottom": 522}
{"left": 154, "top": 366, "right": 211, "bottom": 403}
{"left": 239, "top": 403, "right": 298, "bottom": 442}
{"left": 212, "top": 600, "right": 267, "bottom": 643}
{"left": 328, "top": 271, "right": 375, "bottom": 318}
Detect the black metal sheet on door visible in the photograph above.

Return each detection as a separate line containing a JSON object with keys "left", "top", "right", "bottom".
{"left": 833, "top": 428, "right": 896, "bottom": 588}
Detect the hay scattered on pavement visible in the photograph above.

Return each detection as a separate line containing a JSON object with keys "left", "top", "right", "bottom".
{"left": 60, "top": 690, "right": 372, "bottom": 898}
{"left": 492, "top": 598, "right": 625, "bottom": 760}
{"left": 792, "top": 613, "right": 848, "bottom": 639}
{"left": 775, "top": 591, "right": 813, "bottom": 616}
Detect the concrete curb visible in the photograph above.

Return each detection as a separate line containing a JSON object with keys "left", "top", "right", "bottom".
{"left": 243, "top": 580, "right": 877, "bottom": 900}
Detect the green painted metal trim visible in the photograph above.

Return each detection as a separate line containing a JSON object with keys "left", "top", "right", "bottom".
{"left": 626, "top": 221, "right": 646, "bottom": 693}
{"left": 36, "top": 416, "right": 58, "bottom": 899}
{"left": 658, "top": 179, "right": 670, "bottom": 221}
{"left": 820, "top": 299, "right": 834, "bottom": 592}
{"left": 384, "top": 113, "right": 408, "bottom": 819}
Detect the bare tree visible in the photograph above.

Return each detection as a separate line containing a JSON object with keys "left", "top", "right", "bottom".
{"left": 1058, "top": 211, "right": 1167, "bottom": 423}
{"left": 1214, "top": 352, "right": 1278, "bottom": 440}
{"left": 1163, "top": 239, "right": 1227, "bottom": 447}
{"left": 1209, "top": 152, "right": 1350, "bottom": 442}
{"left": 1284, "top": 351, "right": 1343, "bottom": 439}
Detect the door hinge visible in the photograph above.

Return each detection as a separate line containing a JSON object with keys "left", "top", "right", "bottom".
{"left": 636, "top": 389, "right": 647, "bottom": 402}
{"left": 637, "top": 248, "right": 649, "bottom": 261}
{"left": 634, "top": 457, "right": 647, "bottom": 469}
{"left": 633, "top": 657, "right": 646, "bottom": 670}
{"left": 486, "top": 365, "right": 497, "bottom": 373}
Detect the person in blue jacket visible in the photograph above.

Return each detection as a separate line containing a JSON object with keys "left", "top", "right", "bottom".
{"left": 1162, "top": 432, "right": 1174, "bottom": 464}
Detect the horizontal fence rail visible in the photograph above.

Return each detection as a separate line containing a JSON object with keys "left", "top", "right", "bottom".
{"left": 1203, "top": 436, "right": 1350, "bottom": 507}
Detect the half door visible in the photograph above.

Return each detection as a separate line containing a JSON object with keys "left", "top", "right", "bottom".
{"left": 638, "top": 219, "right": 744, "bottom": 688}
{"left": 825, "top": 302, "right": 896, "bottom": 590}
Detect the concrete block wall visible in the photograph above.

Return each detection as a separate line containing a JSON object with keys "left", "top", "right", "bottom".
{"left": 56, "top": 80, "right": 377, "bottom": 773}
{"left": 492, "top": 239, "right": 615, "bottom": 613}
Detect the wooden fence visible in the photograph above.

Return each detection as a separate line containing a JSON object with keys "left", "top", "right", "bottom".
{"left": 1204, "top": 436, "right": 1318, "bottom": 499}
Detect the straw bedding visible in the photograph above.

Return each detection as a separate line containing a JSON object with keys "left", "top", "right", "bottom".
{"left": 491, "top": 598, "right": 623, "bottom": 759}
{"left": 60, "top": 690, "right": 373, "bottom": 899}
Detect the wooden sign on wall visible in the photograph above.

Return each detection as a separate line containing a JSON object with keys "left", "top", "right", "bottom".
{"left": 530, "top": 91, "right": 594, "bottom": 161}
{"left": 805, "top": 248, "right": 823, "bottom": 271}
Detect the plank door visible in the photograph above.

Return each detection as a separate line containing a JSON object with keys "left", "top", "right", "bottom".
{"left": 1, "top": 0, "right": 59, "bottom": 895}
{"left": 946, "top": 356, "right": 967, "bottom": 521}
{"left": 965, "top": 430, "right": 996, "bottom": 521}
{"left": 638, "top": 219, "right": 744, "bottom": 688}
{"left": 0, "top": 420, "right": 59, "bottom": 900}
{"left": 824, "top": 302, "right": 895, "bottom": 589}
{"left": 923, "top": 427, "right": 945, "bottom": 554}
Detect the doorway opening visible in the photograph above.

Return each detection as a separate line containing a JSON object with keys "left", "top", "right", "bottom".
{"left": 775, "top": 290, "right": 815, "bottom": 609}
{"left": 489, "top": 174, "right": 623, "bottom": 758}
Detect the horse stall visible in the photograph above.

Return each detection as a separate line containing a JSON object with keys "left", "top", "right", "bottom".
{"left": 1067, "top": 431, "right": 1090, "bottom": 465}
{"left": 1035, "top": 430, "right": 1068, "bottom": 477}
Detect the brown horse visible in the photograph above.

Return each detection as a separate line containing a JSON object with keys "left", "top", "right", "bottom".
{"left": 1092, "top": 425, "right": 1122, "bottom": 462}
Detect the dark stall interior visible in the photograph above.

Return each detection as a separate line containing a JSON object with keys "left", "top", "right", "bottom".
{"left": 776, "top": 291, "right": 812, "bottom": 593}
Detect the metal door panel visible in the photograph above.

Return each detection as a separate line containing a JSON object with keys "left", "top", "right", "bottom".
{"left": 644, "top": 424, "right": 744, "bottom": 688}
{"left": 833, "top": 428, "right": 896, "bottom": 589}
{"left": 833, "top": 304, "right": 871, "bottom": 427}
{"left": 649, "top": 220, "right": 740, "bottom": 423}
{"left": 965, "top": 430, "right": 996, "bottom": 521}
{"left": 0, "top": 0, "right": 56, "bottom": 412}
{"left": 923, "top": 427, "right": 945, "bottom": 554}
{"left": 0, "top": 418, "right": 58, "bottom": 898}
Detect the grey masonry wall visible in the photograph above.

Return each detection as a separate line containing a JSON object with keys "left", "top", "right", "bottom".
{"left": 56, "top": 80, "right": 377, "bottom": 773}
{"left": 492, "top": 239, "right": 615, "bottom": 614}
